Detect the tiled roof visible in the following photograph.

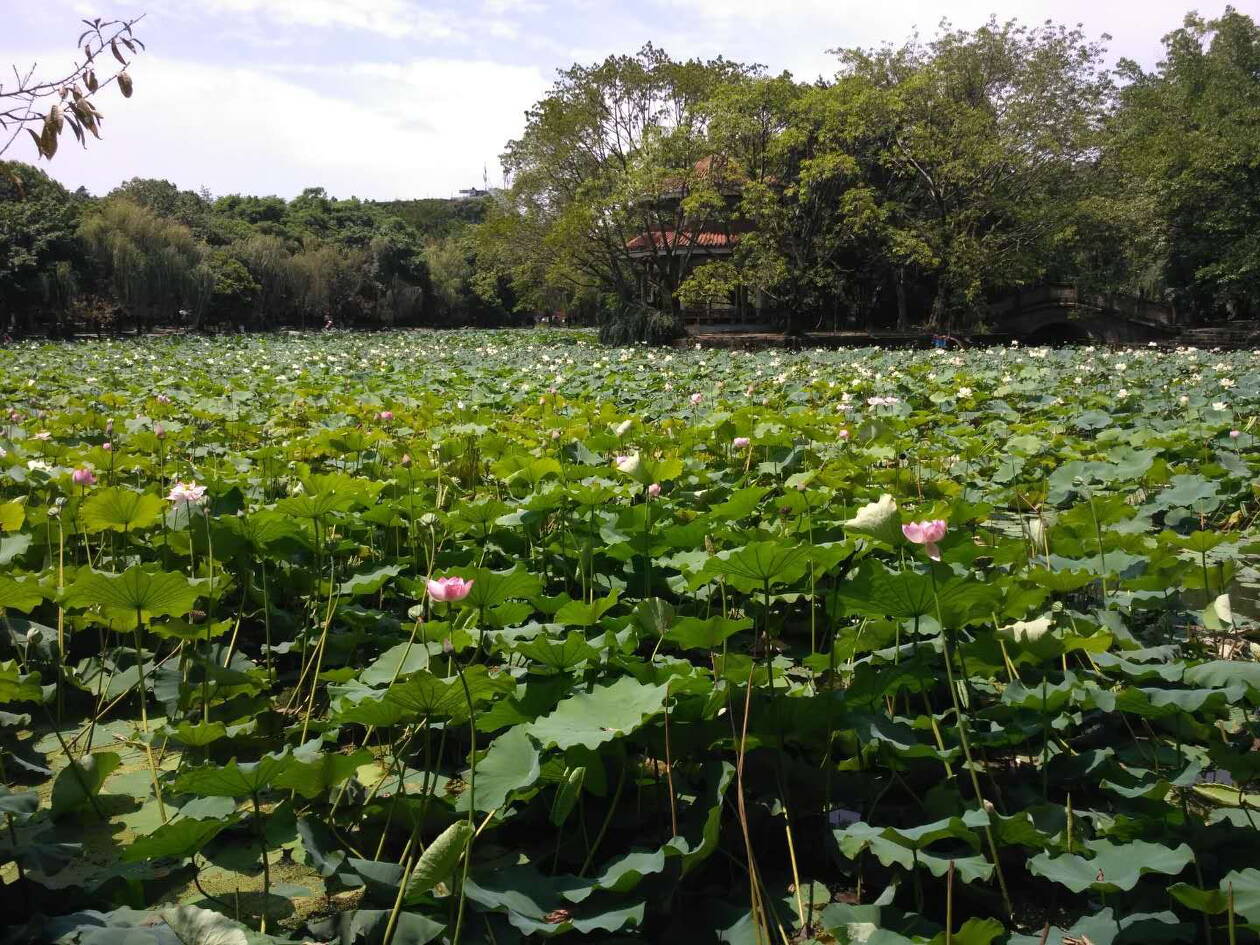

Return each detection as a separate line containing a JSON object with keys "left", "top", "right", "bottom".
{"left": 625, "top": 229, "right": 739, "bottom": 252}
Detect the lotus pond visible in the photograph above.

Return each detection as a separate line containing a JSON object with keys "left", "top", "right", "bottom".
{"left": 1, "top": 330, "right": 1259, "bottom": 945}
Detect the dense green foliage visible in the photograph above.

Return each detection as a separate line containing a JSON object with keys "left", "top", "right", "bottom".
{"left": 0, "top": 330, "right": 1258, "bottom": 944}
{"left": 4, "top": 9, "right": 1257, "bottom": 339}
{"left": 484, "top": 9, "right": 1260, "bottom": 337}
{"left": 0, "top": 171, "right": 515, "bottom": 336}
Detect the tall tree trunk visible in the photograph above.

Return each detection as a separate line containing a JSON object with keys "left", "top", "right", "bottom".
{"left": 928, "top": 282, "right": 947, "bottom": 329}
{"left": 894, "top": 267, "right": 909, "bottom": 332}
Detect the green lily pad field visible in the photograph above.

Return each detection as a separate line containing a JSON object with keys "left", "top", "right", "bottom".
{"left": 1, "top": 330, "right": 1258, "bottom": 945}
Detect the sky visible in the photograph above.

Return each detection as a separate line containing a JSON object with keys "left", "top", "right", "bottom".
{"left": 2, "top": 0, "right": 1249, "bottom": 201}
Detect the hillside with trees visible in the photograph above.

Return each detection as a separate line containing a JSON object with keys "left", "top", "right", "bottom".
{"left": 0, "top": 171, "right": 518, "bottom": 336}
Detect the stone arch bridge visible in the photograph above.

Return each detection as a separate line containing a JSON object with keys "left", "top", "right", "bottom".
{"left": 989, "top": 284, "right": 1179, "bottom": 344}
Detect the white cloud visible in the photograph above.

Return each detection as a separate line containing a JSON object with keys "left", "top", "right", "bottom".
{"left": 654, "top": 0, "right": 1226, "bottom": 74}
{"left": 156, "top": 0, "right": 466, "bottom": 39}
{"left": 14, "top": 54, "right": 548, "bottom": 199}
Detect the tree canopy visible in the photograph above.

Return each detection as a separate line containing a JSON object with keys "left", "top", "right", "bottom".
{"left": 3, "top": 8, "right": 1258, "bottom": 339}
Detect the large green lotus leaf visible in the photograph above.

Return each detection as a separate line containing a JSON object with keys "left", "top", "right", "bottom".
{"left": 81, "top": 487, "right": 164, "bottom": 533}
{"left": 51, "top": 750, "right": 121, "bottom": 818}
{"left": 514, "top": 630, "right": 598, "bottom": 671}
{"left": 836, "top": 561, "right": 996, "bottom": 623}
{"left": 553, "top": 589, "right": 619, "bottom": 627}
{"left": 1153, "top": 474, "right": 1221, "bottom": 512}
{"left": 848, "top": 712, "right": 961, "bottom": 761}
{"left": 405, "top": 820, "right": 473, "bottom": 901}
{"left": 640, "top": 455, "right": 682, "bottom": 485}
{"left": 834, "top": 809, "right": 989, "bottom": 857}
{"left": 463, "top": 864, "right": 643, "bottom": 936}
{"left": 452, "top": 497, "right": 512, "bottom": 529}
{"left": 1007, "top": 908, "right": 1191, "bottom": 945}
{"left": 1170, "top": 868, "right": 1260, "bottom": 923}
{"left": 123, "top": 814, "right": 238, "bottom": 862}
{"left": 843, "top": 494, "right": 902, "bottom": 546}
{"left": 325, "top": 911, "right": 445, "bottom": 945}
{"left": 1028, "top": 838, "right": 1193, "bottom": 893}
{"left": 275, "top": 490, "right": 355, "bottom": 520}
{"left": 271, "top": 745, "right": 372, "bottom": 799}
{"left": 704, "top": 540, "right": 809, "bottom": 591}
{"left": 1164, "top": 529, "right": 1231, "bottom": 553}
{"left": 358, "top": 639, "right": 435, "bottom": 686}
{"left": 385, "top": 666, "right": 515, "bottom": 723}
{"left": 1001, "top": 677, "right": 1077, "bottom": 712}
{"left": 706, "top": 485, "right": 770, "bottom": 521}
{"left": 331, "top": 689, "right": 409, "bottom": 727}
{"left": 834, "top": 821, "right": 994, "bottom": 883}
{"left": 926, "top": 918, "right": 1005, "bottom": 945}
{"left": 0, "top": 500, "right": 24, "bottom": 531}
{"left": 238, "top": 508, "right": 303, "bottom": 548}
{"left": 64, "top": 566, "right": 205, "bottom": 621}
{"left": 455, "top": 565, "right": 544, "bottom": 610}
{"left": 457, "top": 725, "right": 540, "bottom": 813}
{"left": 0, "top": 533, "right": 31, "bottom": 566}
{"left": 1023, "top": 566, "right": 1096, "bottom": 593}
{"left": 632, "top": 597, "right": 675, "bottom": 637}
{"left": 528, "top": 675, "right": 669, "bottom": 750}
{"left": 664, "top": 615, "right": 752, "bottom": 650}
{"left": 668, "top": 760, "right": 735, "bottom": 876}
{"left": 0, "top": 575, "right": 42, "bottom": 613}
{"left": 173, "top": 754, "right": 289, "bottom": 797}
{"left": 0, "top": 786, "right": 39, "bottom": 815}
{"left": 1183, "top": 659, "right": 1260, "bottom": 695}
{"left": 0, "top": 660, "right": 43, "bottom": 702}
{"left": 161, "top": 905, "right": 252, "bottom": 945}
{"left": 337, "top": 564, "right": 403, "bottom": 597}
{"left": 164, "top": 720, "right": 228, "bottom": 747}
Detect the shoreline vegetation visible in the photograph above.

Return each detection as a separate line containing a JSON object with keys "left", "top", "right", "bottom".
{"left": 3, "top": 10, "right": 1258, "bottom": 345}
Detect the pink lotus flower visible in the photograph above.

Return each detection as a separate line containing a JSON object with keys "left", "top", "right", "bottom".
{"left": 690, "top": 393, "right": 703, "bottom": 405}
{"left": 902, "top": 519, "right": 947, "bottom": 561}
{"left": 33, "top": 431, "right": 51, "bottom": 441}
{"left": 156, "top": 394, "right": 171, "bottom": 405}
{"left": 72, "top": 467, "right": 97, "bottom": 486}
{"left": 838, "top": 429, "right": 850, "bottom": 440}
{"left": 426, "top": 576, "right": 474, "bottom": 603}
{"left": 400, "top": 453, "right": 412, "bottom": 467}
{"left": 1229, "top": 429, "right": 1241, "bottom": 439}
{"left": 154, "top": 423, "right": 166, "bottom": 440}
{"left": 647, "top": 482, "right": 661, "bottom": 498}
{"left": 102, "top": 442, "right": 112, "bottom": 452}
{"left": 167, "top": 481, "right": 207, "bottom": 506}
{"left": 378, "top": 410, "right": 394, "bottom": 421}
{"left": 732, "top": 436, "right": 750, "bottom": 449}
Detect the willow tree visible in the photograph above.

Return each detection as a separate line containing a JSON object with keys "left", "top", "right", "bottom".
{"left": 79, "top": 198, "right": 210, "bottom": 332}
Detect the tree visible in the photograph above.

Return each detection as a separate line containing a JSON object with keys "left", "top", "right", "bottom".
{"left": 494, "top": 45, "right": 759, "bottom": 338}
{"left": 79, "top": 197, "right": 209, "bottom": 332}
{"left": 1102, "top": 8, "right": 1260, "bottom": 321}
{"left": 829, "top": 18, "right": 1113, "bottom": 329}
{"left": 2, "top": 16, "right": 144, "bottom": 160}
{"left": 0, "top": 160, "right": 84, "bottom": 335}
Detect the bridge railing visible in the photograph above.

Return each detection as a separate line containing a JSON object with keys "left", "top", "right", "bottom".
{"left": 989, "top": 283, "right": 1176, "bottom": 327}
